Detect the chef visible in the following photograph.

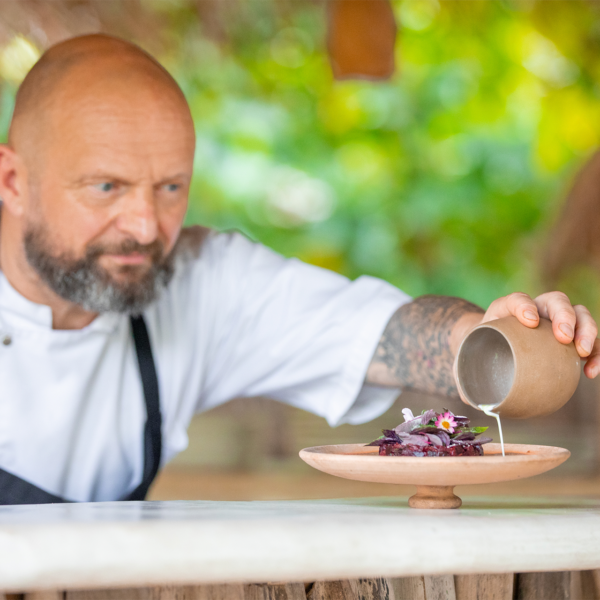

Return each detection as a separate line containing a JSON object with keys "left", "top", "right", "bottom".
{"left": 0, "top": 34, "right": 596, "bottom": 505}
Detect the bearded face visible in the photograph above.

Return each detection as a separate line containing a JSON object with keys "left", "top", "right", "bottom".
{"left": 5, "top": 38, "right": 194, "bottom": 322}
{"left": 23, "top": 221, "right": 175, "bottom": 315}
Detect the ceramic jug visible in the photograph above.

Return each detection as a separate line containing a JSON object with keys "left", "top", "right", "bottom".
{"left": 454, "top": 316, "right": 581, "bottom": 419}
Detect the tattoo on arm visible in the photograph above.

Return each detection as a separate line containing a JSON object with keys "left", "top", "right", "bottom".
{"left": 367, "top": 295, "right": 484, "bottom": 397}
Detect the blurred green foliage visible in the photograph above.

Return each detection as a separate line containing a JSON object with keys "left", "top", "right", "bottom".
{"left": 2, "top": 0, "right": 600, "bottom": 309}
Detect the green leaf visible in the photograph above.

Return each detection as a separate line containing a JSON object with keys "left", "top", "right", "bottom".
{"left": 460, "top": 426, "right": 489, "bottom": 434}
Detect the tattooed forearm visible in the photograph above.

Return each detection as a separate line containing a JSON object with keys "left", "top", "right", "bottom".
{"left": 366, "top": 295, "right": 484, "bottom": 397}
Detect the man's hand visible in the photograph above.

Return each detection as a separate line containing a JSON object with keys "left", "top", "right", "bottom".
{"left": 366, "top": 292, "right": 600, "bottom": 398}
{"left": 481, "top": 292, "right": 600, "bottom": 379}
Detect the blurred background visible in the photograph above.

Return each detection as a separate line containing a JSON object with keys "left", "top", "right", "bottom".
{"left": 1, "top": 0, "right": 600, "bottom": 500}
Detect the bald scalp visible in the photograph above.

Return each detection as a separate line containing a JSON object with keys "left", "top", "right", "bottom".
{"left": 9, "top": 34, "right": 192, "bottom": 167}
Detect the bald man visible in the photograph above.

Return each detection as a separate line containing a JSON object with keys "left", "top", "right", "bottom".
{"left": 0, "top": 34, "right": 596, "bottom": 504}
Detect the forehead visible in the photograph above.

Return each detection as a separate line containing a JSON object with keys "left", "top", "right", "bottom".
{"left": 42, "top": 70, "right": 195, "bottom": 177}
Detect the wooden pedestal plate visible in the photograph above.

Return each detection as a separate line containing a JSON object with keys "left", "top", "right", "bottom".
{"left": 299, "top": 442, "right": 570, "bottom": 509}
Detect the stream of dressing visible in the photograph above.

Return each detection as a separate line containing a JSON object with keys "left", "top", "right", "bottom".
{"left": 478, "top": 404, "right": 505, "bottom": 457}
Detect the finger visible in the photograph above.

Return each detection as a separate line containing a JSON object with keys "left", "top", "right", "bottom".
{"left": 534, "top": 291, "right": 576, "bottom": 344}
{"left": 573, "top": 304, "right": 598, "bottom": 357}
{"left": 584, "top": 338, "right": 600, "bottom": 379}
{"left": 483, "top": 292, "right": 539, "bottom": 328}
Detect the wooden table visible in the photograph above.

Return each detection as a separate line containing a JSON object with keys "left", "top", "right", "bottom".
{"left": 0, "top": 497, "right": 599, "bottom": 600}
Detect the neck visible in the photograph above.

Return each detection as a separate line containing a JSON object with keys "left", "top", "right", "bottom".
{"left": 0, "top": 214, "right": 98, "bottom": 330}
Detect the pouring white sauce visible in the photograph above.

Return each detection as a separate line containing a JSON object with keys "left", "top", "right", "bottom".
{"left": 478, "top": 404, "right": 505, "bottom": 457}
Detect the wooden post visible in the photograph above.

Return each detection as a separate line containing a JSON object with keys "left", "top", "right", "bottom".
{"left": 423, "top": 576, "right": 456, "bottom": 600}
{"left": 515, "top": 572, "right": 581, "bottom": 600}
{"left": 356, "top": 579, "right": 393, "bottom": 600}
{"left": 68, "top": 586, "right": 300, "bottom": 600}
{"left": 20, "top": 572, "right": 600, "bottom": 600}
{"left": 244, "top": 584, "right": 306, "bottom": 600}
{"left": 454, "top": 575, "right": 514, "bottom": 600}
{"left": 309, "top": 579, "right": 394, "bottom": 600}
{"left": 182, "top": 585, "right": 245, "bottom": 600}
{"left": 308, "top": 581, "right": 357, "bottom": 600}
{"left": 67, "top": 588, "right": 183, "bottom": 600}
{"left": 580, "top": 571, "right": 599, "bottom": 599}
{"left": 310, "top": 577, "right": 455, "bottom": 600}
{"left": 389, "top": 577, "right": 426, "bottom": 600}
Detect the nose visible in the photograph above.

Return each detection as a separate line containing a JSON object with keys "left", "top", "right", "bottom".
{"left": 115, "top": 186, "right": 159, "bottom": 246}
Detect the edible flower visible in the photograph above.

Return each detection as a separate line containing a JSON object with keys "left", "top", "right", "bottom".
{"left": 435, "top": 411, "right": 457, "bottom": 433}
{"left": 401, "top": 408, "right": 414, "bottom": 422}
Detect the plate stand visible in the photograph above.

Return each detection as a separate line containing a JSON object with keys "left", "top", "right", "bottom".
{"left": 408, "top": 485, "right": 462, "bottom": 509}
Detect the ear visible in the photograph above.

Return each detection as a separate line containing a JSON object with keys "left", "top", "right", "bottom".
{"left": 0, "top": 145, "right": 27, "bottom": 217}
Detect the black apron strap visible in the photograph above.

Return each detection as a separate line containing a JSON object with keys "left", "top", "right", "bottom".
{"left": 122, "top": 315, "right": 162, "bottom": 501}
{"left": 0, "top": 315, "right": 162, "bottom": 505}
{"left": 0, "top": 468, "right": 67, "bottom": 505}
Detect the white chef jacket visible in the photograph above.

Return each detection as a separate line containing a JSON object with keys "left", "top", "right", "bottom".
{"left": 0, "top": 228, "right": 409, "bottom": 502}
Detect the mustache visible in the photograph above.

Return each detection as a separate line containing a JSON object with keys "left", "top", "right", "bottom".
{"left": 85, "top": 239, "right": 165, "bottom": 261}
{"left": 23, "top": 223, "right": 176, "bottom": 314}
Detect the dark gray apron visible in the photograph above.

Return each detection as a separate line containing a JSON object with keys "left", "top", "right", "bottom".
{"left": 0, "top": 315, "right": 162, "bottom": 504}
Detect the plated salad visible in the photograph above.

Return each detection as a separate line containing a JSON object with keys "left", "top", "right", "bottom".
{"left": 367, "top": 408, "right": 493, "bottom": 457}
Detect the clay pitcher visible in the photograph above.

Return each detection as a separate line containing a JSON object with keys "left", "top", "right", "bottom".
{"left": 454, "top": 316, "right": 581, "bottom": 419}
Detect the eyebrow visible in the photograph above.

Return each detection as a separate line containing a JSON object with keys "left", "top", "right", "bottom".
{"left": 72, "top": 172, "right": 191, "bottom": 186}
{"left": 154, "top": 173, "right": 191, "bottom": 186}
{"left": 72, "top": 173, "right": 130, "bottom": 186}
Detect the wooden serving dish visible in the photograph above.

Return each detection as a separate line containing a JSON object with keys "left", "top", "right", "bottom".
{"left": 299, "top": 443, "right": 570, "bottom": 509}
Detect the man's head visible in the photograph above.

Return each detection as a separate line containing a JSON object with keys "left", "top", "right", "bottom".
{"left": 0, "top": 34, "right": 195, "bottom": 314}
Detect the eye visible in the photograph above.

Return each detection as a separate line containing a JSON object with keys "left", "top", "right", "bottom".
{"left": 164, "top": 183, "right": 180, "bottom": 192}
{"left": 94, "top": 182, "right": 115, "bottom": 193}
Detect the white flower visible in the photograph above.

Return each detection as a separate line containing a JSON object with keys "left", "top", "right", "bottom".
{"left": 402, "top": 408, "right": 415, "bottom": 422}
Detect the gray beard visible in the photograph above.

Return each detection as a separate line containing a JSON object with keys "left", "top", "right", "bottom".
{"left": 23, "top": 224, "right": 175, "bottom": 315}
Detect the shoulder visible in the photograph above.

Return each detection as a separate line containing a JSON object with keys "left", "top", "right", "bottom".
{"left": 152, "top": 227, "right": 273, "bottom": 309}
{"left": 170, "top": 225, "right": 211, "bottom": 264}
{"left": 171, "top": 226, "right": 282, "bottom": 276}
